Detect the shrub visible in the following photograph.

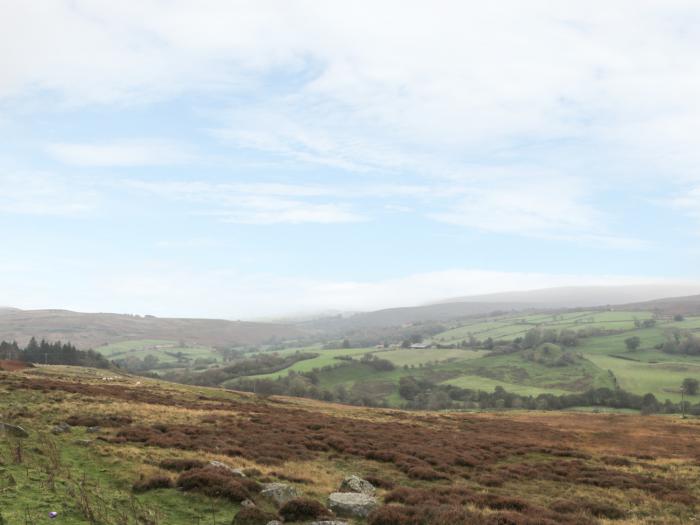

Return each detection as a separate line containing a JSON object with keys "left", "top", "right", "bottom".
{"left": 406, "top": 466, "right": 447, "bottom": 481}
{"left": 368, "top": 505, "right": 415, "bottom": 525}
{"left": 159, "top": 458, "right": 205, "bottom": 471}
{"left": 365, "top": 475, "right": 395, "bottom": 489}
{"left": 232, "top": 507, "right": 278, "bottom": 525}
{"left": 132, "top": 475, "right": 172, "bottom": 493}
{"left": 600, "top": 456, "right": 632, "bottom": 467}
{"left": 278, "top": 497, "right": 331, "bottom": 521}
{"left": 176, "top": 466, "right": 253, "bottom": 502}
{"left": 66, "top": 414, "right": 132, "bottom": 427}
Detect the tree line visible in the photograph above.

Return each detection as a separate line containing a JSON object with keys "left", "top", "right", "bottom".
{"left": 0, "top": 338, "right": 110, "bottom": 368}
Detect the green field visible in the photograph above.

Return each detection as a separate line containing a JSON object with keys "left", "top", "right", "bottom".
{"left": 376, "top": 347, "right": 485, "bottom": 366}
{"left": 96, "top": 339, "right": 220, "bottom": 365}
{"left": 442, "top": 375, "right": 570, "bottom": 396}
{"left": 195, "top": 309, "right": 700, "bottom": 408}
{"left": 229, "top": 346, "right": 376, "bottom": 382}
{"left": 432, "top": 310, "right": 657, "bottom": 344}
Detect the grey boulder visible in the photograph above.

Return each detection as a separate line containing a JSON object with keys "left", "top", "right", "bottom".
{"left": 260, "top": 482, "right": 300, "bottom": 506}
{"left": 209, "top": 460, "right": 246, "bottom": 477}
{"left": 0, "top": 423, "right": 28, "bottom": 438}
{"left": 328, "top": 492, "right": 378, "bottom": 518}
{"left": 339, "top": 475, "right": 375, "bottom": 495}
{"left": 52, "top": 422, "right": 71, "bottom": 434}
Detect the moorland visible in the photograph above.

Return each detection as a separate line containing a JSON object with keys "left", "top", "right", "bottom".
{"left": 1, "top": 364, "right": 699, "bottom": 524}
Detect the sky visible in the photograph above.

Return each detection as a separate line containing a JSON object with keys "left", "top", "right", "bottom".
{"left": 2, "top": 1, "right": 700, "bottom": 319}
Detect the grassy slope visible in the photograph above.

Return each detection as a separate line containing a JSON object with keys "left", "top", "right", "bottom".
{"left": 423, "top": 310, "right": 700, "bottom": 403}
{"left": 1, "top": 365, "right": 700, "bottom": 524}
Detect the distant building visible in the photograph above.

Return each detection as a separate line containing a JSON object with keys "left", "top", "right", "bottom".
{"left": 409, "top": 343, "right": 431, "bottom": 349}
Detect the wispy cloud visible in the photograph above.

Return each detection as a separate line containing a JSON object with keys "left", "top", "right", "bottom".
{"left": 46, "top": 139, "right": 194, "bottom": 167}
{"left": 127, "top": 180, "right": 364, "bottom": 225}
{"left": 0, "top": 172, "right": 98, "bottom": 216}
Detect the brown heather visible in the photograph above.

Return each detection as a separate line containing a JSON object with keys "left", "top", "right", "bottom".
{"left": 4, "top": 368, "right": 700, "bottom": 524}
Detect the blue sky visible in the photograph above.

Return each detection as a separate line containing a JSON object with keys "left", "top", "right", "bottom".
{"left": 2, "top": 1, "right": 700, "bottom": 318}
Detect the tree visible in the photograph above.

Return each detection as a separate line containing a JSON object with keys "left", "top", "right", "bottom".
{"left": 398, "top": 376, "right": 421, "bottom": 400}
{"left": 674, "top": 314, "right": 685, "bottom": 322}
{"left": 682, "top": 378, "right": 699, "bottom": 395}
{"left": 523, "top": 328, "right": 541, "bottom": 349}
{"left": 143, "top": 355, "right": 159, "bottom": 369}
{"left": 624, "top": 336, "right": 641, "bottom": 352}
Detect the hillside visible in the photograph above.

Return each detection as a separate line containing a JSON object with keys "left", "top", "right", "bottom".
{"left": 299, "top": 285, "right": 700, "bottom": 335}
{"left": 617, "top": 294, "right": 700, "bottom": 316}
{"left": 436, "top": 284, "right": 700, "bottom": 309}
{"left": 300, "top": 301, "right": 536, "bottom": 332}
{"left": 1, "top": 364, "right": 699, "bottom": 524}
{"left": 0, "top": 308, "right": 301, "bottom": 349}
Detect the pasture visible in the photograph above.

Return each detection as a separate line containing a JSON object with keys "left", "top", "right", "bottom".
{"left": 96, "top": 339, "right": 220, "bottom": 365}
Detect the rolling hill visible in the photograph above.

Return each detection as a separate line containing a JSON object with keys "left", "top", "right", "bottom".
{"left": 0, "top": 308, "right": 302, "bottom": 349}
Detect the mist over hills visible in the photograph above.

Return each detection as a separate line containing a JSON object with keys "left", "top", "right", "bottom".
{"left": 298, "top": 284, "right": 700, "bottom": 333}
{"left": 5, "top": 284, "right": 700, "bottom": 348}
{"left": 618, "top": 294, "right": 700, "bottom": 315}
{"left": 435, "top": 284, "right": 700, "bottom": 308}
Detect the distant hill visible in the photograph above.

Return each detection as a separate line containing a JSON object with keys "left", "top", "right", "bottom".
{"left": 616, "top": 294, "right": 700, "bottom": 315}
{"left": 300, "top": 301, "right": 537, "bottom": 332}
{"left": 0, "top": 308, "right": 302, "bottom": 349}
{"left": 299, "top": 284, "right": 700, "bottom": 334}
{"left": 435, "top": 284, "right": 700, "bottom": 309}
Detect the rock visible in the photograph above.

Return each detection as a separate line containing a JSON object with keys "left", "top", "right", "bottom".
{"left": 266, "top": 522, "right": 282, "bottom": 525}
{"left": 210, "top": 460, "right": 246, "bottom": 477}
{"left": 328, "top": 492, "right": 378, "bottom": 518}
{"left": 260, "top": 482, "right": 300, "bottom": 506}
{"left": 241, "top": 499, "right": 256, "bottom": 508}
{"left": 52, "top": 422, "right": 71, "bottom": 434}
{"left": 74, "top": 439, "right": 92, "bottom": 446}
{"left": 339, "top": 475, "right": 375, "bottom": 495}
{"left": 309, "top": 522, "right": 349, "bottom": 525}
{"left": 86, "top": 426, "right": 101, "bottom": 433}
{"left": 0, "top": 422, "right": 29, "bottom": 438}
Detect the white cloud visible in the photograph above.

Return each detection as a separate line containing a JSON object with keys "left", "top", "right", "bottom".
{"left": 430, "top": 177, "right": 597, "bottom": 235}
{"left": 46, "top": 139, "right": 194, "bottom": 166}
{"left": 425, "top": 175, "right": 647, "bottom": 248}
{"left": 0, "top": 172, "right": 98, "bottom": 216}
{"left": 3, "top": 2, "right": 699, "bottom": 157}
{"left": 3, "top": 1, "right": 699, "bottom": 243}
